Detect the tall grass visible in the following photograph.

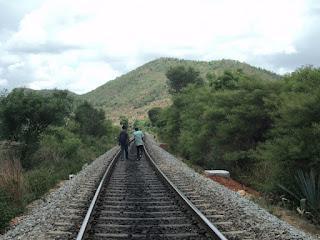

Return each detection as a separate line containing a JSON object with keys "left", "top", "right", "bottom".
{"left": 0, "top": 151, "right": 25, "bottom": 204}
{"left": 0, "top": 149, "right": 25, "bottom": 231}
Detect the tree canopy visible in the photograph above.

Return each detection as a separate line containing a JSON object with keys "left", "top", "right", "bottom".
{"left": 166, "top": 65, "right": 204, "bottom": 93}
{"left": 152, "top": 66, "right": 320, "bottom": 199}
{"left": 74, "top": 101, "right": 106, "bottom": 137}
{"left": 0, "top": 89, "right": 72, "bottom": 143}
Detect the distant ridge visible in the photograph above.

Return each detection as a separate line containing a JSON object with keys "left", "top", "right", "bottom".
{"left": 14, "top": 87, "right": 78, "bottom": 97}
{"left": 13, "top": 58, "right": 281, "bottom": 122}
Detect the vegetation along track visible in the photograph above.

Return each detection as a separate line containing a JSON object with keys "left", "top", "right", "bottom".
{"left": 76, "top": 143, "right": 228, "bottom": 240}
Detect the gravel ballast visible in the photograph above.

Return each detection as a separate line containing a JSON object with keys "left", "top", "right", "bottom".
{"left": 0, "top": 146, "right": 118, "bottom": 240}
{"left": 145, "top": 134, "right": 318, "bottom": 240}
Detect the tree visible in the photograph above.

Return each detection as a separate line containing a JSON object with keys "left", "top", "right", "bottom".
{"left": 74, "top": 102, "right": 106, "bottom": 137}
{"left": 119, "top": 116, "right": 129, "bottom": 128}
{"left": 253, "top": 67, "right": 320, "bottom": 189}
{"left": 166, "top": 66, "right": 203, "bottom": 93}
{"left": 211, "top": 70, "right": 239, "bottom": 90}
{"left": 0, "top": 89, "right": 73, "bottom": 168}
{"left": 0, "top": 89, "right": 72, "bottom": 142}
{"left": 147, "top": 107, "right": 162, "bottom": 126}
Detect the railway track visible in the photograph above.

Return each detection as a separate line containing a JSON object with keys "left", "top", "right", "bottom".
{"left": 76, "top": 144, "right": 227, "bottom": 240}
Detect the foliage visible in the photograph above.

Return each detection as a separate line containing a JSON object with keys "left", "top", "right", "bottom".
{"left": 153, "top": 66, "right": 320, "bottom": 206}
{"left": 0, "top": 150, "right": 24, "bottom": 231}
{"left": 211, "top": 70, "right": 240, "bottom": 90}
{"left": 0, "top": 89, "right": 73, "bottom": 168}
{"left": 253, "top": 67, "right": 320, "bottom": 189}
{"left": 279, "top": 169, "right": 320, "bottom": 223}
{"left": 147, "top": 107, "right": 162, "bottom": 126}
{"left": 0, "top": 188, "right": 23, "bottom": 231}
{"left": 119, "top": 116, "right": 129, "bottom": 128}
{"left": 81, "top": 58, "right": 280, "bottom": 121}
{"left": 0, "top": 89, "right": 118, "bottom": 232}
{"left": 25, "top": 168, "right": 57, "bottom": 200}
{"left": 0, "top": 89, "right": 72, "bottom": 142}
{"left": 166, "top": 65, "right": 204, "bottom": 93}
{"left": 158, "top": 72, "right": 280, "bottom": 169}
{"left": 75, "top": 101, "right": 107, "bottom": 137}
{"left": 295, "top": 170, "right": 320, "bottom": 215}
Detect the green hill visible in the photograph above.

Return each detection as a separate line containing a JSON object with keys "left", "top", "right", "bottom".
{"left": 12, "top": 58, "right": 281, "bottom": 122}
{"left": 81, "top": 58, "right": 281, "bottom": 121}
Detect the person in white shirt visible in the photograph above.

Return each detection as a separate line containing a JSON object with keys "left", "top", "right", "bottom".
{"left": 133, "top": 127, "right": 144, "bottom": 160}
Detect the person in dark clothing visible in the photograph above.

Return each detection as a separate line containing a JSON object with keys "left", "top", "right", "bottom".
{"left": 118, "top": 125, "right": 129, "bottom": 160}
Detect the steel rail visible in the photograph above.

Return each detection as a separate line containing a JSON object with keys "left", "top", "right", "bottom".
{"left": 143, "top": 144, "right": 228, "bottom": 240}
{"left": 76, "top": 140, "right": 227, "bottom": 240}
{"left": 76, "top": 148, "right": 121, "bottom": 240}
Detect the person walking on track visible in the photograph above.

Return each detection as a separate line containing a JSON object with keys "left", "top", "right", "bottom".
{"left": 133, "top": 127, "right": 144, "bottom": 160}
{"left": 119, "top": 125, "right": 129, "bottom": 160}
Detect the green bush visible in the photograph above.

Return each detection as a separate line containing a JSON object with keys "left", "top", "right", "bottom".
{"left": 25, "top": 168, "right": 57, "bottom": 201}
{"left": 0, "top": 188, "right": 23, "bottom": 231}
{"left": 296, "top": 170, "right": 320, "bottom": 215}
{"left": 75, "top": 101, "right": 106, "bottom": 137}
{"left": 0, "top": 91, "right": 118, "bottom": 232}
{"left": 0, "top": 89, "right": 73, "bottom": 169}
{"left": 148, "top": 107, "right": 162, "bottom": 127}
{"left": 279, "top": 169, "right": 320, "bottom": 223}
{"left": 154, "top": 66, "right": 320, "bottom": 194}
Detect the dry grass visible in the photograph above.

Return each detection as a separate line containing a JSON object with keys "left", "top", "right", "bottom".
{"left": 0, "top": 150, "right": 25, "bottom": 203}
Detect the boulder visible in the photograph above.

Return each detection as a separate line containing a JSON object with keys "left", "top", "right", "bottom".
{"left": 204, "top": 170, "right": 230, "bottom": 178}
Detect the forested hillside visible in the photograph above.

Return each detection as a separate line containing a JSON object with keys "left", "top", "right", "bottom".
{"left": 81, "top": 58, "right": 280, "bottom": 121}
{"left": 148, "top": 65, "right": 320, "bottom": 223}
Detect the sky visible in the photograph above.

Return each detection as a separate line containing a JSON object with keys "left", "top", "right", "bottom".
{"left": 0, "top": 0, "right": 319, "bottom": 94}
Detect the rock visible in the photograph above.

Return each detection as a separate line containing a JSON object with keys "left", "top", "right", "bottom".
{"left": 204, "top": 170, "right": 230, "bottom": 178}
{"left": 237, "top": 190, "right": 247, "bottom": 196}
{"left": 237, "top": 190, "right": 255, "bottom": 200}
{"left": 68, "top": 174, "right": 75, "bottom": 180}
{"left": 82, "top": 163, "right": 88, "bottom": 170}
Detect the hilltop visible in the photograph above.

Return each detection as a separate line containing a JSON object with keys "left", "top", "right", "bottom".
{"left": 81, "top": 58, "right": 281, "bottom": 121}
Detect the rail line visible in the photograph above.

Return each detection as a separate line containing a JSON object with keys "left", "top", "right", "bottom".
{"left": 76, "top": 144, "right": 228, "bottom": 240}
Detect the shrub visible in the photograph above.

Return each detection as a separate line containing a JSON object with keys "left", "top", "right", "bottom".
{"left": 295, "top": 170, "right": 320, "bottom": 219}
{"left": 0, "top": 188, "right": 23, "bottom": 232}
{"left": 279, "top": 169, "right": 320, "bottom": 223}
{"left": 75, "top": 101, "right": 106, "bottom": 137}
{"left": 148, "top": 107, "right": 162, "bottom": 127}
{"left": 25, "top": 168, "right": 57, "bottom": 201}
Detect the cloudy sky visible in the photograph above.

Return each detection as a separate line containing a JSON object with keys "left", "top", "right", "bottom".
{"left": 0, "top": 0, "right": 319, "bottom": 94}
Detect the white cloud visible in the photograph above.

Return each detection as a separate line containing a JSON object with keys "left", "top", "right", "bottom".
{"left": 0, "top": 78, "right": 8, "bottom": 87}
{"left": 0, "top": 0, "right": 317, "bottom": 92}
{"left": 24, "top": 53, "right": 120, "bottom": 93}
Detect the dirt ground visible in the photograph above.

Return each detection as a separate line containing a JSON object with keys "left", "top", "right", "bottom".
{"left": 207, "top": 175, "right": 320, "bottom": 239}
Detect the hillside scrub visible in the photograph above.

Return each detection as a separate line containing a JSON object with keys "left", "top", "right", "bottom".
{"left": 0, "top": 90, "right": 118, "bottom": 231}
{"left": 153, "top": 66, "right": 320, "bottom": 221}
{"left": 82, "top": 58, "right": 280, "bottom": 121}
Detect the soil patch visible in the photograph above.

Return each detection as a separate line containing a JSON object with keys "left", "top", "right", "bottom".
{"left": 208, "top": 175, "right": 260, "bottom": 197}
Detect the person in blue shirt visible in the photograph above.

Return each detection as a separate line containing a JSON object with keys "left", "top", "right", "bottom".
{"left": 133, "top": 127, "right": 144, "bottom": 160}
